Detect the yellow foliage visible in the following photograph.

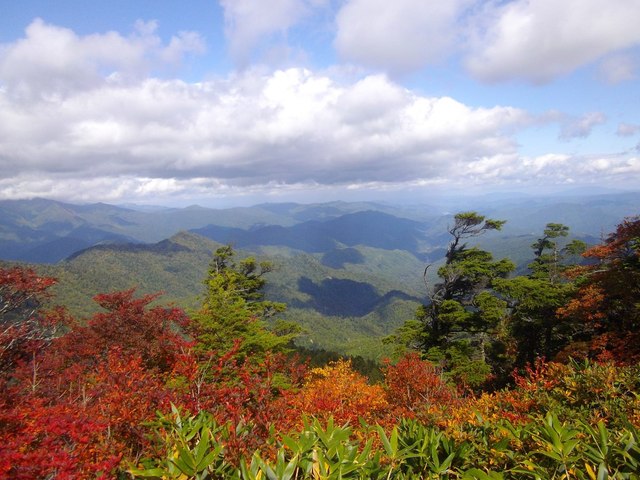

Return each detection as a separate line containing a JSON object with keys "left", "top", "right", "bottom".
{"left": 290, "top": 359, "right": 389, "bottom": 426}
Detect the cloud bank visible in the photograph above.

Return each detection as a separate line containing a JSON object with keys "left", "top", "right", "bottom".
{"left": 1, "top": 6, "right": 639, "bottom": 204}
{"left": 465, "top": 0, "right": 640, "bottom": 83}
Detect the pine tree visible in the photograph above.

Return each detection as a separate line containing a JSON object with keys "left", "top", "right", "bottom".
{"left": 193, "top": 245, "right": 297, "bottom": 359}
{"left": 387, "top": 212, "right": 514, "bottom": 388}
{"left": 493, "top": 223, "right": 585, "bottom": 365}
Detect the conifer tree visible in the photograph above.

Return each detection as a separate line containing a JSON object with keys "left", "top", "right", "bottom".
{"left": 493, "top": 223, "right": 585, "bottom": 365}
{"left": 387, "top": 212, "right": 514, "bottom": 387}
{"left": 193, "top": 245, "right": 296, "bottom": 359}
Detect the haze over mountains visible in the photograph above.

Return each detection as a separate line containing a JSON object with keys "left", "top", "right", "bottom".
{"left": 1, "top": 191, "right": 637, "bottom": 358}
{"left": 1, "top": 191, "right": 637, "bottom": 264}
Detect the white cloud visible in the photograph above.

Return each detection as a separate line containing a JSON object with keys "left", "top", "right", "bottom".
{"left": 0, "top": 57, "right": 533, "bottom": 198}
{"left": 0, "top": 19, "right": 638, "bottom": 204}
{"left": 220, "top": 0, "right": 317, "bottom": 65}
{"left": 0, "top": 19, "right": 204, "bottom": 100}
{"left": 466, "top": 0, "right": 640, "bottom": 83}
{"left": 559, "top": 112, "right": 606, "bottom": 140}
{"left": 334, "top": 0, "right": 469, "bottom": 74}
{"left": 617, "top": 122, "right": 640, "bottom": 137}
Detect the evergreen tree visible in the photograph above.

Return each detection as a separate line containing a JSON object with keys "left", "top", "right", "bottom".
{"left": 193, "top": 245, "right": 297, "bottom": 359}
{"left": 387, "top": 212, "right": 514, "bottom": 388}
{"left": 493, "top": 223, "right": 585, "bottom": 366}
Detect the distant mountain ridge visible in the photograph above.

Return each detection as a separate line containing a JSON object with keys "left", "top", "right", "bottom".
{"left": 0, "top": 198, "right": 417, "bottom": 263}
{"left": 192, "top": 210, "right": 428, "bottom": 255}
{"left": 1, "top": 192, "right": 638, "bottom": 264}
{"left": 2, "top": 192, "right": 637, "bottom": 359}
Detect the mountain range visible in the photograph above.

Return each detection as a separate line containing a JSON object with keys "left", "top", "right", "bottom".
{"left": 1, "top": 191, "right": 638, "bottom": 358}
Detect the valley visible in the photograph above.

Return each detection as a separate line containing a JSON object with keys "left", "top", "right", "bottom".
{"left": 1, "top": 191, "right": 638, "bottom": 359}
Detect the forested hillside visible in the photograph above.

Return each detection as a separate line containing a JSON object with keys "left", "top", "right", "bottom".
{"left": 3, "top": 194, "right": 637, "bottom": 360}
{"left": 1, "top": 193, "right": 638, "bottom": 263}
{"left": 1, "top": 212, "right": 638, "bottom": 478}
{"left": 10, "top": 232, "right": 423, "bottom": 359}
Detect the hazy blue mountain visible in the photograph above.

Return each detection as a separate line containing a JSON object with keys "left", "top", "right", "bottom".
{"left": 0, "top": 199, "right": 143, "bottom": 263}
{"left": 192, "top": 210, "right": 430, "bottom": 254}
{"left": 0, "top": 198, "right": 438, "bottom": 263}
{"left": 2, "top": 192, "right": 637, "bottom": 264}
{"left": 474, "top": 191, "right": 640, "bottom": 237}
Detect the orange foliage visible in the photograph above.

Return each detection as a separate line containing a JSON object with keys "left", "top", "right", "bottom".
{"left": 560, "top": 216, "right": 640, "bottom": 363}
{"left": 557, "top": 284, "right": 607, "bottom": 326}
{"left": 382, "top": 352, "right": 458, "bottom": 421}
{"left": 286, "top": 359, "right": 389, "bottom": 427}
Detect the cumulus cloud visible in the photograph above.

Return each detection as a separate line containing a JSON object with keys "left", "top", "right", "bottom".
{"left": 1, "top": 19, "right": 638, "bottom": 204}
{"left": 334, "top": 0, "right": 469, "bottom": 74}
{"left": 465, "top": 0, "right": 640, "bottom": 83}
{"left": 220, "top": 0, "right": 322, "bottom": 66}
{"left": 559, "top": 112, "right": 606, "bottom": 140}
{"left": 0, "top": 18, "right": 204, "bottom": 100}
{"left": 330, "top": 0, "right": 640, "bottom": 81}
{"left": 0, "top": 66, "right": 530, "bottom": 187}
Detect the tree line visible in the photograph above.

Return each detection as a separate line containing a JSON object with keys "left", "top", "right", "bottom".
{"left": 386, "top": 212, "right": 639, "bottom": 388}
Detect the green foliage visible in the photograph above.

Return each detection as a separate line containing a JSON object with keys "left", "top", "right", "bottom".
{"left": 130, "top": 406, "right": 233, "bottom": 479}
{"left": 494, "top": 274, "right": 575, "bottom": 364}
{"left": 194, "top": 245, "right": 292, "bottom": 359}
{"left": 389, "top": 211, "right": 514, "bottom": 386}
{"left": 133, "top": 408, "right": 640, "bottom": 479}
{"left": 529, "top": 222, "right": 586, "bottom": 281}
{"left": 494, "top": 222, "right": 585, "bottom": 365}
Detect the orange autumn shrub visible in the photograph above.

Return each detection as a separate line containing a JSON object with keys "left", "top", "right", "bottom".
{"left": 286, "top": 359, "right": 389, "bottom": 428}
{"left": 382, "top": 352, "right": 459, "bottom": 422}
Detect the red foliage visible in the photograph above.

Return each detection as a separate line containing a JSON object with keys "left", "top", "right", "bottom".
{"left": 66, "top": 289, "right": 191, "bottom": 372}
{"left": 168, "top": 342, "right": 302, "bottom": 462}
{"left": 0, "top": 288, "right": 194, "bottom": 478}
{"left": 383, "top": 353, "right": 458, "bottom": 420}
{"left": 0, "top": 345, "right": 177, "bottom": 478}
{"left": 559, "top": 217, "right": 640, "bottom": 363}
{"left": 512, "top": 357, "right": 559, "bottom": 392}
{"left": 0, "top": 283, "right": 313, "bottom": 474}
{"left": 0, "top": 266, "right": 56, "bottom": 315}
{"left": 0, "top": 266, "right": 60, "bottom": 374}
{"left": 0, "top": 397, "right": 121, "bottom": 480}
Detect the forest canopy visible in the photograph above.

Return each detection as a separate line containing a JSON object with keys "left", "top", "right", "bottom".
{"left": 0, "top": 214, "right": 639, "bottom": 478}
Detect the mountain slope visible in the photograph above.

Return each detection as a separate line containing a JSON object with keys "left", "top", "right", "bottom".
{"left": 20, "top": 232, "right": 423, "bottom": 359}
{"left": 0, "top": 198, "right": 437, "bottom": 263}
{"left": 192, "top": 210, "right": 430, "bottom": 255}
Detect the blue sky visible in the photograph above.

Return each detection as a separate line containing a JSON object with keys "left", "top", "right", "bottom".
{"left": 1, "top": 0, "right": 639, "bottom": 206}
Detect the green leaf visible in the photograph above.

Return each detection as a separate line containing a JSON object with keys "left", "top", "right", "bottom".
{"left": 463, "top": 469, "right": 504, "bottom": 480}
{"left": 172, "top": 452, "right": 196, "bottom": 476}
{"left": 377, "top": 425, "right": 395, "bottom": 457}
{"left": 596, "top": 463, "right": 608, "bottom": 480}
{"left": 128, "top": 467, "right": 166, "bottom": 478}
{"left": 193, "top": 428, "right": 210, "bottom": 467}
{"left": 281, "top": 455, "right": 299, "bottom": 480}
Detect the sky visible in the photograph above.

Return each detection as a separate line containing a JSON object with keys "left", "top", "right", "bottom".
{"left": 0, "top": 0, "right": 639, "bottom": 207}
